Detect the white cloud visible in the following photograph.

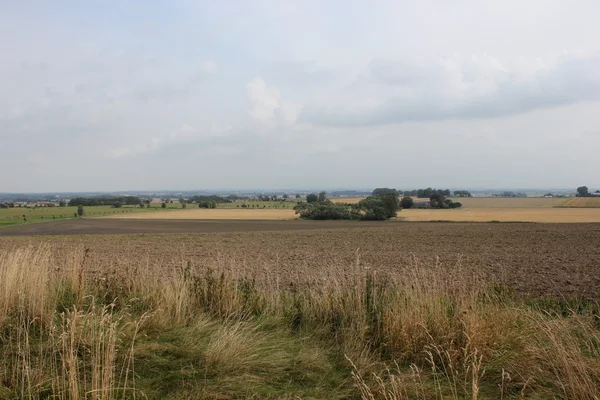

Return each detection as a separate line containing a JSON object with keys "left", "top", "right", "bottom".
{"left": 299, "top": 53, "right": 600, "bottom": 126}
{"left": 108, "top": 123, "right": 233, "bottom": 159}
{"left": 247, "top": 78, "right": 281, "bottom": 122}
{"left": 3, "top": 1, "right": 600, "bottom": 191}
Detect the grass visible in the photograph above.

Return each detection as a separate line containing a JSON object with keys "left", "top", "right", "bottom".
{"left": 105, "top": 208, "right": 298, "bottom": 220}
{"left": 2, "top": 244, "right": 600, "bottom": 399}
{"left": 217, "top": 200, "right": 298, "bottom": 209}
{"left": 0, "top": 204, "right": 183, "bottom": 227}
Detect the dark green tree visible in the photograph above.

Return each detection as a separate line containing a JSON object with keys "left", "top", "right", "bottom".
{"left": 306, "top": 193, "right": 318, "bottom": 203}
{"left": 372, "top": 188, "right": 398, "bottom": 197}
{"left": 400, "top": 196, "right": 414, "bottom": 209}
{"left": 77, "top": 205, "right": 84, "bottom": 216}
{"left": 161, "top": 202, "right": 167, "bottom": 209}
{"left": 577, "top": 186, "right": 589, "bottom": 197}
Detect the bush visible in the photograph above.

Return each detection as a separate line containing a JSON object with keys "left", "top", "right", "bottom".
{"left": 306, "top": 193, "right": 318, "bottom": 203}
{"left": 77, "top": 205, "right": 84, "bottom": 216}
{"left": 161, "top": 202, "right": 167, "bottom": 209}
{"left": 357, "top": 195, "right": 398, "bottom": 220}
{"left": 199, "top": 200, "right": 217, "bottom": 209}
{"left": 295, "top": 203, "right": 358, "bottom": 220}
{"left": 400, "top": 196, "right": 414, "bottom": 209}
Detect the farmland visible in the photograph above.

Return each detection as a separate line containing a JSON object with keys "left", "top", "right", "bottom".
{"left": 2, "top": 222, "right": 600, "bottom": 398}
{"left": 557, "top": 197, "right": 600, "bottom": 207}
{"left": 2, "top": 194, "right": 600, "bottom": 399}
{"left": 333, "top": 196, "right": 566, "bottom": 208}
{"left": 398, "top": 207, "right": 600, "bottom": 222}
{"left": 0, "top": 204, "right": 182, "bottom": 227}
{"left": 96, "top": 197, "right": 600, "bottom": 223}
{"left": 106, "top": 208, "right": 297, "bottom": 220}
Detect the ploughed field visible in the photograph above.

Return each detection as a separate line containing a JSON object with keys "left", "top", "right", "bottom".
{"left": 2, "top": 222, "right": 599, "bottom": 298}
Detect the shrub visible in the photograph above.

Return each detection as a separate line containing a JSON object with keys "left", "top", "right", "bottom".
{"left": 306, "top": 193, "right": 318, "bottom": 203}
{"left": 400, "top": 196, "right": 414, "bottom": 209}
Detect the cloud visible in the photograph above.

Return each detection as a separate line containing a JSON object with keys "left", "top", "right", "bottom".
{"left": 298, "top": 53, "right": 600, "bottom": 126}
{"left": 107, "top": 123, "right": 233, "bottom": 158}
{"left": 246, "top": 78, "right": 298, "bottom": 131}
{"left": 247, "top": 78, "right": 281, "bottom": 122}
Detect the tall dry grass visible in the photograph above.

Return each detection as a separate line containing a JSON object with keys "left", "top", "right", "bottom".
{"left": 1, "top": 244, "right": 600, "bottom": 398}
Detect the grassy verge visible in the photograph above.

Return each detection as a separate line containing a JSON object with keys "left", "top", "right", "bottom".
{"left": 1, "top": 246, "right": 600, "bottom": 399}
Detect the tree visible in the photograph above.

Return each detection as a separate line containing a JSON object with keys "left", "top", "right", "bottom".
{"left": 357, "top": 195, "right": 398, "bottom": 220}
{"left": 77, "top": 205, "right": 84, "bottom": 216}
{"left": 295, "top": 194, "right": 301, "bottom": 199}
{"left": 161, "top": 202, "right": 167, "bottom": 209}
{"left": 318, "top": 191, "right": 327, "bottom": 203}
{"left": 372, "top": 188, "right": 398, "bottom": 197}
{"left": 379, "top": 193, "right": 400, "bottom": 217}
{"left": 400, "top": 196, "right": 414, "bottom": 209}
{"left": 179, "top": 198, "right": 185, "bottom": 205}
{"left": 112, "top": 201, "right": 122, "bottom": 208}
{"left": 306, "top": 193, "right": 318, "bottom": 203}
{"left": 577, "top": 186, "right": 590, "bottom": 197}
{"left": 139, "top": 203, "right": 145, "bottom": 208}
{"left": 429, "top": 194, "right": 462, "bottom": 209}
{"left": 283, "top": 194, "right": 289, "bottom": 199}
{"left": 454, "top": 190, "right": 472, "bottom": 197}
{"left": 59, "top": 200, "right": 66, "bottom": 207}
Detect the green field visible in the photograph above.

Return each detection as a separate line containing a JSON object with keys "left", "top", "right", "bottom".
{"left": 217, "top": 200, "right": 298, "bottom": 209}
{"left": 0, "top": 204, "right": 182, "bottom": 227}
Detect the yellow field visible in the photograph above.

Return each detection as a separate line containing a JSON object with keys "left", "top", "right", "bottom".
{"left": 557, "top": 197, "right": 600, "bottom": 208}
{"left": 331, "top": 197, "right": 364, "bottom": 204}
{"left": 104, "top": 208, "right": 298, "bottom": 220}
{"left": 452, "top": 197, "right": 566, "bottom": 208}
{"left": 398, "top": 208, "right": 600, "bottom": 223}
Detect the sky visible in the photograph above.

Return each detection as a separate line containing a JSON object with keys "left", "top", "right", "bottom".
{"left": 1, "top": 0, "right": 600, "bottom": 192}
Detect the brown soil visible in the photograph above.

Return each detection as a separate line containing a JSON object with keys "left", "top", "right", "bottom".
{"left": 1, "top": 221, "right": 599, "bottom": 298}
{"left": 0, "top": 218, "right": 381, "bottom": 236}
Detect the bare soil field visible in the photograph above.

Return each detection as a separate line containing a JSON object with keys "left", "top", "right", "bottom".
{"left": 558, "top": 197, "right": 600, "bottom": 208}
{"left": 0, "top": 218, "right": 377, "bottom": 236}
{"left": 399, "top": 207, "right": 600, "bottom": 222}
{"left": 2, "top": 222, "right": 599, "bottom": 298}
{"left": 104, "top": 208, "right": 297, "bottom": 220}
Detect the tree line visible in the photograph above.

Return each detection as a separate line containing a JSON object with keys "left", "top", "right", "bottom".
{"left": 373, "top": 188, "right": 472, "bottom": 198}
{"left": 68, "top": 196, "right": 142, "bottom": 207}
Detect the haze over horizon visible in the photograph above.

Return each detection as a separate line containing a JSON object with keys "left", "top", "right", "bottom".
{"left": 2, "top": 1, "right": 600, "bottom": 192}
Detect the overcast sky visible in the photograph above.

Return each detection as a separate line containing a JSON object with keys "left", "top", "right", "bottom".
{"left": 2, "top": 1, "right": 600, "bottom": 192}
